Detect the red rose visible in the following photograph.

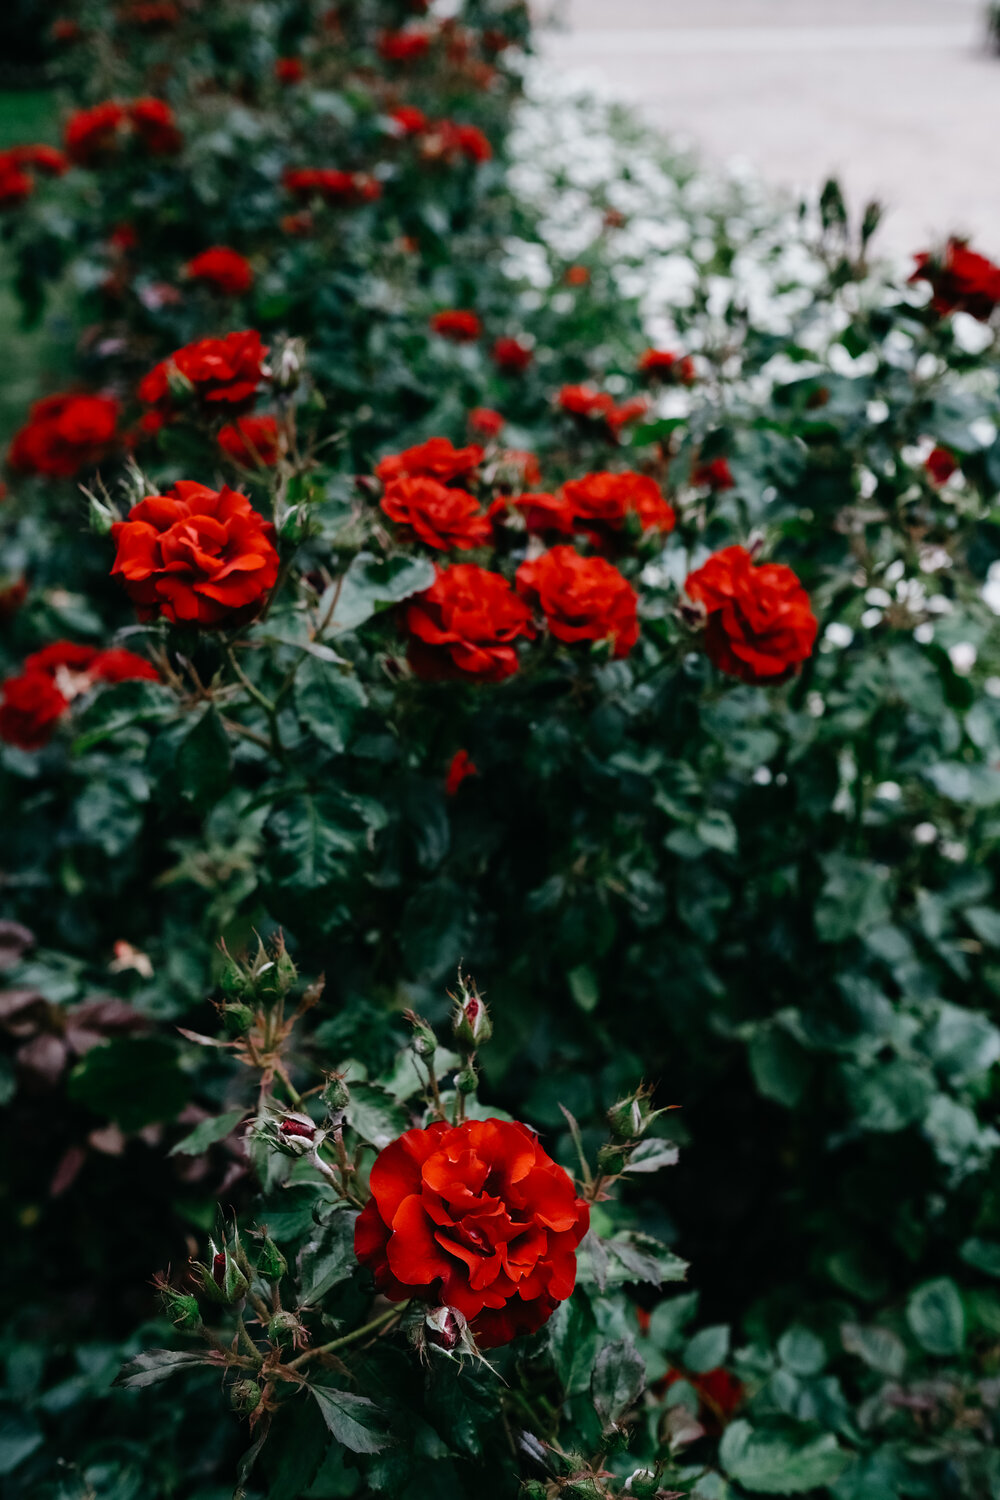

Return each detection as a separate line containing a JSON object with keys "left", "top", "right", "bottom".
{"left": 217, "top": 414, "right": 281, "bottom": 467}
{"left": 607, "top": 396, "right": 650, "bottom": 434}
{"left": 430, "top": 309, "right": 481, "bottom": 342}
{"left": 638, "top": 348, "right": 695, "bottom": 384}
{"left": 64, "top": 101, "right": 126, "bottom": 165}
{"left": 405, "top": 564, "right": 534, "bottom": 682}
{"left": 138, "top": 330, "right": 267, "bottom": 409}
{"left": 127, "top": 97, "right": 182, "bottom": 155}
{"left": 381, "top": 476, "right": 491, "bottom": 551}
{"left": 123, "top": 1, "right": 180, "bottom": 27}
{"left": 0, "top": 577, "right": 28, "bottom": 623}
{"left": 390, "top": 105, "right": 428, "bottom": 135}
{"left": 377, "top": 28, "right": 431, "bottom": 62}
{"left": 184, "top": 246, "right": 254, "bottom": 296}
{"left": 557, "top": 384, "right": 616, "bottom": 422}
{"left": 685, "top": 545, "right": 817, "bottom": 683}
{"left": 510, "top": 492, "right": 575, "bottom": 536}
{"left": 517, "top": 546, "right": 639, "bottom": 658}
{"left": 445, "top": 748, "right": 478, "bottom": 795}
{"left": 492, "top": 336, "right": 533, "bottom": 372}
{"left": 911, "top": 238, "right": 1000, "bottom": 320}
{"left": 354, "top": 1117, "right": 589, "bottom": 1349}
{"left": 565, "top": 265, "right": 590, "bottom": 287}
{"left": 692, "top": 457, "right": 734, "bottom": 491}
{"left": 52, "top": 18, "right": 83, "bottom": 42}
{"left": 12, "top": 144, "right": 69, "bottom": 176}
{"left": 0, "top": 671, "right": 68, "bottom": 748}
{"left": 9, "top": 392, "right": 120, "bottom": 477}
{"left": 925, "top": 445, "right": 958, "bottom": 485}
{"left": 87, "top": 648, "right": 160, "bottom": 684}
{"left": 0, "top": 157, "right": 34, "bottom": 208}
{"left": 375, "top": 437, "right": 483, "bottom": 485}
{"left": 559, "top": 471, "right": 675, "bottom": 537}
{"left": 0, "top": 640, "right": 157, "bottom": 748}
{"left": 283, "top": 167, "right": 382, "bottom": 204}
{"left": 110, "top": 481, "right": 279, "bottom": 625}
{"left": 468, "top": 407, "right": 504, "bottom": 439}
{"left": 274, "top": 57, "right": 306, "bottom": 84}
{"left": 453, "top": 124, "right": 492, "bottom": 163}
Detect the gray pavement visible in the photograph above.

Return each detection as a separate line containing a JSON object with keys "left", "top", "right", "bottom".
{"left": 536, "top": 0, "right": 1000, "bottom": 255}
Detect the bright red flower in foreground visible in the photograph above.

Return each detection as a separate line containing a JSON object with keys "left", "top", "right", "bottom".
{"left": 559, "top": 471, "right": 675, "bottom": 537}
{"left": 925, "top": 445, "right": 958, "bottom": 486}
{"left": 911, "top": 238, "right": 1000, "bottom": 321}
{"left": 381, "top": 476, "right": 491, "bottom": 551}
{"left": 9, "top": 392, "right": 120, "bottom": 477}
{"left": 355, "top": 1117, "right": 589, "bottom": 1348}
{"left": 375, "top": 437, "right": 483, "bottom": 485}
{"left": 445, "top": 748, "right": 478, "bottom": 795}
{"left": 405, "top": 564, "right": 534, "bottom": 682}
{"left": 0, "top": 641, "right": 157, "bottom": 749}
{"left": 685, "top": 545, "right": 817, "bottom": 683}
{"left": 138, "top": 330, "right": 267, "bottom": 409}
{"left": 430, "top": 309, "right": 481, "bottom": 342}
{"left": 492, "top": 336, "right": 533, "bottom": 373}
{"left": 517, "top": 546, "right": 639, "bottom": 658}
{"left": 184, "top": 246, "right": 254, "bottom": 296}
{"left": 111, "top": 481, "right": 279, "bottom": 625}
{"left": 638, "top": 348, "right": 696, "bottom": 384}
{"left": 217, "top": 414, "right": 281, "bottom": 467}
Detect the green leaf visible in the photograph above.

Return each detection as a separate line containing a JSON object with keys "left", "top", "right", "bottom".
{"left": 549, "top": 1294, "right": 599, "bottom": 1396}
{"left": 588, "top": 1231, "right": 688, "bottom": 1287}
{"left": 71, "top": 679, "right": 176, "bottom": 753}
{"left": 591, "top": 1338, "right": 645, "bottom": 1426}
{"left": 960, "top": 1237, "right": 1000, "bottom": 1278}
{"left": 294, "top": 659, "right": 367, "bottom": 752}
{"left": 924, "top": 762, "right": 1000, "bottom": 807}
{"left": 297, "top": 1207, "right": 358, "bottom": 1305}
{"left": 622, "top": 1138, "right": 679, "bottom": 1174}
{"left": 719, "top": 1419, "right": 848, "bottom": 1493}
{"left": 176, "top": 706, "right": 231, "bottom": 809}
{"left": 0, "top": 1408, "right": 43, "bottom": 1475}
{"left": 308, "top": 1384, "right": 390, "bottom": 1454}
{"left": 400, "top": 880, "right": 467, "bottom": 980}
{"left": 346, "top": 1081, "right": 409, "bottom": 1149}
{"left": 840, "top": 1322, "right": 906, "bottom": 1378}
{"left": 906, "top": 1277, "right": 965, "bottom": 1355}
{"left": 267, "top": 795, "right": 364, "bottom": 894}
{"left": 748, "top": 1026, "right": 809, "bottom": 1108}
{"left": 326, "top": 552, "right": 435, "bottom": 635}
{"left": 169, "top": 1108, "right": 245, "bottom": 1156}
{"left": 114, "top": 1349, "right": 216, "bottom": 1389}
{"left": 684, "top": 1324, "right": 730, "bottom": 1374}
{"left": 815, "top": 854, "right": 891, "bottom": 943}
{"left": 965, "top": 906, "right": 1000, "bottom": 947}
{"left": 568, "top": 963, "right": 599, "bottom": 1012}
{"left": 777, "top": 1325, "right": 826, "bottom": 1376}
{"left": 68, "top": 1037, "right": 188, "bottom": 1133}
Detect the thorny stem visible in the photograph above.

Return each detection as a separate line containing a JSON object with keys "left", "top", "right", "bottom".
{"left": 236, "top": 1313, "right": 264, "bottom": 1366}
{"left": 286, "top": 1301, "right": 410, "bottom": 1370}
{"left": 226, "top": 644, "right": 277, "bottom": 715}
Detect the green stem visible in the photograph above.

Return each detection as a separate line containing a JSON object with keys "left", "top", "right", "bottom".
{"left": 287, "top": 1301, "right": 409, "bottom": 1370}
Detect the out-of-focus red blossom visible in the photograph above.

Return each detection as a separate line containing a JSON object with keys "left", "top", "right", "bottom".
{"left": 184, "top": 246, "right": 254, "bottom": 296}
{"left": 926, "top": 445, "right": 959, "bottom": 485}
{"left": 109, "top": 221, "right": 138, "bottom": 252}
{"left": 468, "top": 407, "right": 505, "bottom": 439}
{"left": 377, "top": 28, "right": 431, "bottom": 62}
{"left": 558, "top": 471, "right": 675, "bottom": 537}
{"left": 492, "top": 336, "right": 533, "bottom": 372}
{"left": 483, "top": 28, "right": 512, "bottom": 52}
{"left": 663, "top": 1366, "right": 744, "bottom": 1427}
{"left": 15, "top": 144, "right": 69, "bottom": 175}
{"left": 283, "top": 167, "right": 381, "bottom": 204}
{"left": 274, "top": 57, "right": 306, "bottom": 84}
{"left": 405, "top": 564, "right": 534, "bottom": 682}
{"left": 355, "top": 1117, "right": 589, "bottom": 1348}
{"left": 911, "top": 238, "right": 1000, "bottom": 321}
{"left": 419, "top": 121, "right": 492, "bottom": 164}
{"left": 501, "top": 450, "right": 542, "bottom": 487}
{"left": 558, "top": 384, "right": 615, "bottom": 421}
{"left": 390, "top": 105, "right": 428, "bottom": 135}
{"left": 692, "top": 457, "right": 735, "bottom": 491}
{"left": 127, "top": 98, "right": 183, "bottom": 155}
{"left": 52, "top": 17, "right": 82, "bottom": 41}
{"left": 685, "top": 545, "right": 818, "bottom": 684}
{"left": 564, "top": 265, "right": 590, "bottom": 287}
{"left": 381, "top": 477, "right": 491, "bottom": 551}
{"left": 0, "top": 158, "right": 34, "bottom": 208}
{"left": 0, "top": 578, "right": 28, "bottom": 623}
{"left": 0, "top": 641, "right": 157, "bottom": 749}
{"left": 138, "top": 329, "right": 267, "bottom": 409}
{"left": 280, "top": 210, "right": 313, "bottom": 237}
{"left": 638, "top": 348, "right": 696, "bottom": 384}
{"left": 217, "top": 415, "right": 281, "bottom": 467}
{"left": 375, "top": 437, "right": 483, "bottom": 485}
{"left": 0, "top": 143, "right": 69, "bottom": 206}
{"left": 510, "top": 492, "right": 573, "bottom": 536}
{"left": 111, "top": 481, "right": 279, "bottom": 626}
{"left": 122, "top": 1, "right": 180, "bottom": 27}
{"left": 607, "top": 396, "right": 650, "bottom": 433}
{"left": 603, "top": 206, "right": 627, "bottom": 229}
{"left": 9, "top": 392, "right": 120, "bottom": 477}
{"left": 517, "top": 547, "right": 639, "bottom": 658}
{"left": 64, "top": 101, "right": 126, "bottom": 164}
{"left": 429, "top": 309, "right": 481, "bottom": 342}
{"left": 445, "top": 748, "right": 478, "bottom": 795}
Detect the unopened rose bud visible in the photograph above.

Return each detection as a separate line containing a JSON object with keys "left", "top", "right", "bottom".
{"left": 278, "top": 1115, "right": 316, "bottom": 1151}
{"left": 453, "top": 983, "right": 492, "bottom": 1048}
{"left": 268, "top": 1309, "right": 303, "bottom": 1348}
{"left": 273, "top": 337, "right": 305, "bottom": 391}
{"left": 158, "top": 1284, "right": 201, "bottom": 1329}
{"left": 596, "top": 1144, "right": 628, "bottom": 1176}
{"left": 425, "top": 1305, "right": 464, "bottom": 1351}
{"left": 607, "top": 1088, "right": 656, "bottom": 1140}
{"left": 256, "top": 1235, "right": 287, "bottom": 1281}
{"left": 456, "top": 1064, "right": 478, "bottom": 1094}
{"left": 230, "top": 1379, "right": 261, "bottom": 1415}
{"left": 165, "top": 365, "right": 195, "bottom": 401}
{"left": 220, "top": 946, "right": 252, "bottom": 1001}
{"left": 199, "top": 1241, "right": 249, "bottom": 1304}
{"left": 321, "top": 1073, "right": 350, "bottom": 1112}
{"left": 405, "top": 1010, "right": 437, "bottom": 1057}
{"left": 256, "top": 933, "right": 296, "bottom": 1000}
{"left": 600, "top": 1424, "right": 629, "bottom": 1454}
{"left": 625, "top": 1470, "right": 660, "bottom": 1498}
{"left": 87, "top": 490, "right": 117, "bottom": 535}
{"left": 223, "top": 1002, "right": 254, "bottom": 1036}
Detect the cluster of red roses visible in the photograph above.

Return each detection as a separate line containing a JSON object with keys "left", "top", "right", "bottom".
{"left": 557, "top": 383, "right": 650, "bottom": 437}
{"left": 64, "top": 98, "right": 183, "bottom": 165}
{"left": 0, "top": 144, "right": 67, "bottom": 210}
{"left": 911, "top": 238, "right": 1000, "bottom": 321}
{"left": 137, "top": 329, "right": 269, "bottom": 439}
{"left": 0, "top": 641, "right": 158, "bottom": 749}
{"left": 390, "top": 107, "right": 492, "bottom": 165}
{"left": 9, "top": 393, "right": 121, "bottom": 478}
{"left": 282, "top": 167, "right": 383, "bottom": 207}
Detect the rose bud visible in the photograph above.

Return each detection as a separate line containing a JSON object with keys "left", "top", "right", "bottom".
{"left": 405, "top": 1009, "right": 437, "bottom": 1056}
{"left": 452, "top": 981, "right": 491, "bottom": 1048}
{"left": 607, "top": 1086, "right": 658, "bottom": 1140}
{"left": 278, "top": 1115, "right": 317, "bottom": 1154}
{"left": 256, "top": 934, "right": 297, "bottom": 1000}
{"left": 321, "top": 1072, "right": 350, "bottom": 1113}
{"left": 273, "top": 337, "right": 305, "bottom": 391}
{"left": 268, "top": 1309, "right": 306, "bottom": 1348}
{"left": 229, "top": 1379, "right": 261, "bottom": 1415}
{"left": 596, "top": 1144, "right": 628, "bottom": 1176}
{"left": 626, "top": 1470, "right": 661, "bottom": 1498}
{"left": 222, "top": 1001, "right": 254, "bottom": 1036}
{"left": 156, "top": 1278, "right": 201, "bottom": 1329}
{"left": 199, "top": 1240, "right": 249, "bottom": 1304}
{"left": 255, "top": 1234, "right": 287, "bottom": 1281}
{"left": 425, "top": 1304, "right": 466, "bottom": 1351}
{"left": 456, "top": 1064, "right": 478, "bottom": 1094}
{"left": 87, "top": 489, "right": 118, "bottom": 535}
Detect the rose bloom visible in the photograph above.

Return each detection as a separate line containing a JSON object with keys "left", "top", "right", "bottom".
{"left": 217, "top": 414, "right": 281, "bottom": 467}
{"left": 557, "top": 384, "right": 616, "bottom": 422}
{"left": 0, "top": 577, "right": 28, "bottom": 623}
{"left": 184, "top": 246, "right": 254, "bottom": 296}
{"left": 111, "top": 481, "right": 279, "bottom": 625}
{"left": 138, "top": 330, "right": 267, "bottom": 409}
{"left": 123, "top": 1, "right": 180, "bottom": 27}
{"left": 565, "top": 265, "right": 590, "bottom": 287}
{"left": 12, "top": 144, "right": 69, "bottom": 176}
{"left": 685, "top": 545, "right": 817, "bottom": 683}
{"left": 925, "top": 445, "right": 958, "bottom": 485}
{"left": 9, "top": 392, "right": 120, "bottom": 477}
{"left": 607, "top": 396, "right": 650, "bottom": 434}
{"left": 405, "top": 564, "right": 534, "bottom": 682}
{"left": 509, "top": 492, "right": 573, "bottom": 536}
{"left": 0, "top": 157, "right": 34, "bottom": 208}
{"left": 0, "top": 640, "right": 157, "bottom": 749}
{"left": 390, "top": 105, "right": 428, "bottom": 135}
{"left": 375, "top": 437, "right": 483, "bottom": 485}
{"left": 692, "top": 457, "right": 734, "bottom": 491}
{"left": 638, "top": 348, "right": 696, "bottom": 384}
{"left": 274, "top": 57, "right": 306, "bottom": 84}
{"left": 559, "top": 471, "right": 675, "bottom": 537}
{"left": 127, "top": 97, "right": 182, "bottom": 155}
{"left": 283, "top": 167, "right": 381, "bottom": 204}
{"left": 377, "top": 28, "right": 431, "bottom": 62}
{"left": 355, "top": 1117, "right": 589, "bottom": 1348}
{"left": 52, "top": 17, "right": 83, "bottom": 42}
{"left": 445, "top": 747, "right": 478, "bottom": 795}
{"left": 492, "top": 336, "right": 533, "bottom": 373}
{"left": 517, "top": 546, "right": 639, "bottom": 658}
{"left": 381, "top": 476, "right": 491, "bottom": 551}
{"left": 911, "top": 238, "right": 1000, "bottom": 321}
{"left": 64, "top": 101, "right": 126, "bottom": 164}
{"left": 468, "top": 407, "right": 504, "bottom": 439}
{"left": 430, "top": 309, "right": 481, "bottom": 342}
{"left": 419, "top": 120, "right": 492, "bottom": 165}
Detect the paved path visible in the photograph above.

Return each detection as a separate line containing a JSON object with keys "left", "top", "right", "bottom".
{"left": 537, "top": 0, "right": 1000, "bottom": 256}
